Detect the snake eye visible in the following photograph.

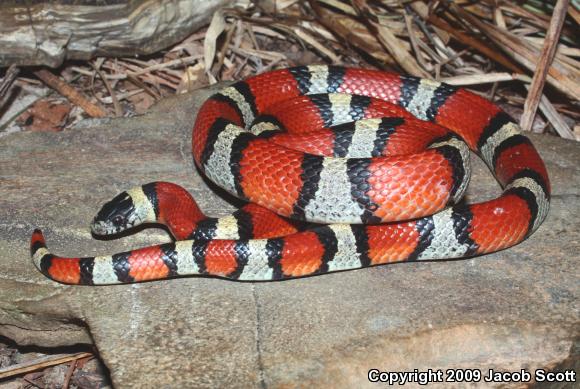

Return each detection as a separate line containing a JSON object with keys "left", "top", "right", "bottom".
{"left": 112, "top": 215, "right": 124, "bottom": 226}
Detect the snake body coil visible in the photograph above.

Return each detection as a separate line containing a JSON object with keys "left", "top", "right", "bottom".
{"left": 31, "top": 66, "right": 550, "bottom": 285}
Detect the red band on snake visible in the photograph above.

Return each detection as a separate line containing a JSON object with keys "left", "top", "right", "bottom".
{"left": 31, "top": 66, "right": 550, "bottom": 285}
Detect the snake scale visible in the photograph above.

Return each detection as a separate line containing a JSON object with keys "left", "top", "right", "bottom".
{"left": 31, "top": 65, "right": 550, "bottom": 285}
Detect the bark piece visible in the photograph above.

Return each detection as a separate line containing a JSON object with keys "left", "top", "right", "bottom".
{"left": 0, "top": 0, "right": 230, "bottom": 67}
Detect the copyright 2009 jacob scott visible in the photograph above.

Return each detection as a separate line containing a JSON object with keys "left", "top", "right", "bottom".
{"left": 367, "top": 368, "right": 576, "bottom": 385}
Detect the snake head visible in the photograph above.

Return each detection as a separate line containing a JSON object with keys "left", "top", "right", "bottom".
{"left": 91, "top": 186, "right": 156, "bottom": 235}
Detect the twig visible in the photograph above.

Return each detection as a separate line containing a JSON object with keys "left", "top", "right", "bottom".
{"left": 500, "top": 3, "right": 576, "bottom": 40}
{"left": 494, "top": 5, "right": 507, "bottom": 29}
{"left": 307, "top": 0, "right": 396, "bottom": 68}
{"left": 22, "top": 375, "right": 45, "bottom": 388}
{"left": 109, "top": 61, "right": 178, "bottom": 90}
{"left": 204, "top": 9, "right": 227, "bottom": 83}
{"left": 301, "top": 20, "right": 339, "bottom": 43}
{"left": 520, "top": 0, "right": 569, "bottom": 132}
{"left": 120, "top": 59, "right": 183, "bottom": 81}
{"left": 499, "top": 4, "right": 551, "bottom": 30}
{"left": 0, "top": 64, "right": 20, "bottom": 101}
{"left": 524, "top": 37, "right": 580, "bottom": 58}
{"left": 33, "top": 69, "right": 107, "bottom": 118}
{"left": 126, "top": 75, "right": 161, "bottom": 100}
{"left": 62, "top": 359, "right": 77, "bottom": 389}
{"left": 251, "top": 25, "right": 288, "bottom": 39}
{"left": 293, "top": 27, "right": 341, "bottom": 62}
{"left": 100, "top": 89, "right": 146, "bottom": 104}
{"left": 569, "top": 3, "right": 580, "bottom": 24}
{"left": 404, "top": 11, "right": 433, "bottom": 73}
{"left": 126, "top": 55, "right": 204, "bottom": 76}
{"left": 0, "top": 352, "right": 92, "bottom": 379}
{"left": 410, "top": 1, "right": 451, "bottom": 43}
{"left": 489, "top": 81, "right": 499, "bottom": 101}
{"left": 441, "top": 72, "right": 531, "bottom": 85}
{"left": 411, "top": 3, "right": 523, "bottom": 73}
{"left": 230, "top": 47, "right": 287, "bottom": 62}
{"left": 214, "top": 23, "right": 238, "bottom": 77}
{"left": 247, "top": 23, "right": 261, "bottom": 50}
{"left": 91, "top": 60, "right": 122, "bottom": 117}
{"left": 551, "top": 105, "right": 580, "bottom": 119}
{"left": 446, "top": 1, "right": 580, "bottom": 100}
{"left": 525, "top": 85, "right": 576, "bottom": 140}
{"left": 351, "top": 1, "right": 429, "bottom": 77}
{"left": 71, "top": 66, "right": 126, "bottom": 80}
{"left": 434, "top": 47, "right": 469, "bottom": 77}
{"left": 317, "top": 0, "right": 357, "bottom": 15}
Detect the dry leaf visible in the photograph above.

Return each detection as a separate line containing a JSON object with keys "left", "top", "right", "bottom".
{"left": 204, "top": 9, "right": 227, "bottom": 84}
{"left": 18, "top": 99, "right": 71, "bottom": 132}
{"left": 176, "top": 63, "right": 208, "bottom": 93}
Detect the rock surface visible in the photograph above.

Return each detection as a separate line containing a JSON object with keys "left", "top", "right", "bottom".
{"left": 0, "top": 87, "right": 578, "bottom": 388}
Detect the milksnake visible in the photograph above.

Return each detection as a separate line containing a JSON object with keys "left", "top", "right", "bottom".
{"left": 31, "top": 65, "right": 550, "bottom": 285}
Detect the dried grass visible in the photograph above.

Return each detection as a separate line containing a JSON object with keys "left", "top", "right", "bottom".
{"left": 1, "top": 0, "right": 578, "bottom": 140}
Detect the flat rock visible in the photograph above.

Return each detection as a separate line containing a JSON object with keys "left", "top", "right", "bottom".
{"left": 0, "top": 87, "right": 578, "bottom": 388}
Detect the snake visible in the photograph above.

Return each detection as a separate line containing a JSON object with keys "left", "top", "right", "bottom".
{"left": 30, "top": 65, "right": 550, "bottom": 285}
